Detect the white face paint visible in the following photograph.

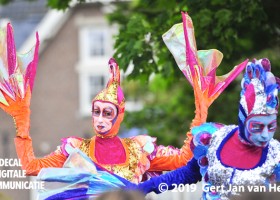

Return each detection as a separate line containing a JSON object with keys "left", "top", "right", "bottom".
{"left": 245, "top": 114, "right": 277, "bottom": 147}
{"left": 92, "top": 101, "right": 117, "bottom": 135}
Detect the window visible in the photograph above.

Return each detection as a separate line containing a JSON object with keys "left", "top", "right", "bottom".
{"left": 88, "top": 30, "right": 105, "bottom": 56}
{"left": 79, "top": 26, "right": 109, "bottom": 61}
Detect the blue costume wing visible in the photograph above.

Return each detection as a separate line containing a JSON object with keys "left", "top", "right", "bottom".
{"left": 37, "top": 148, "right": 130, "bottom": 200}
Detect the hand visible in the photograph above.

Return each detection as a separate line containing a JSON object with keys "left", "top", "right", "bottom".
{"left": 0, "top": 87, "right": 32, "bottom": 138}
{"left": 0, "top": 87, "right": 31, "bottom": 117}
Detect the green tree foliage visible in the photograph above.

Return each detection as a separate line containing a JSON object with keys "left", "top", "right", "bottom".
{"left": 107, "top": 0, "right": 280, "bottom": 145}
{"left": 47, "top": 0, "right": 76, "bottom": 10}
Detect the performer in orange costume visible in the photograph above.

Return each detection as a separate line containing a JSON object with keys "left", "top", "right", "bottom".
{"left": 0, "top": 18, "right": 246, "bottom": 186}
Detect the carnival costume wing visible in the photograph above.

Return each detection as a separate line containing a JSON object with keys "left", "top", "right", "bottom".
{"left": 0, "top": 23, "right": 39, "bottom": 106}
{"left": 162, "top": 12, "right": 248, "bottom": 132}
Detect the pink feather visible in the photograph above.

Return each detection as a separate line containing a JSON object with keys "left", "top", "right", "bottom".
{"left": 245, "top": 84, "right": 256, "bottom": 114}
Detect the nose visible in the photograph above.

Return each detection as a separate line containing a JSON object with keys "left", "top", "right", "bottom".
{"left": 261, "top": 126, "right": 269, "bottom": 140}
{"left": 97, "top": 114, "right": 104, "bottom": 123}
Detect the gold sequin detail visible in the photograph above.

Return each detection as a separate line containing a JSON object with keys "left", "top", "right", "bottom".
{"left": 106, "top": 138, "right": 143, "bottom": 182}
{"left": 93, "top": 81, "right": 125, "bottom": 108}
{"left": 77, "top": 137, "right": 145, "bottom": 183}
{"left": 79, "top": 139, "right": 91, "bottom": 157}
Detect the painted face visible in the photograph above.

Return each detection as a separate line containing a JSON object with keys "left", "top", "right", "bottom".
{"left": 245, "top": 114, "right": 277, "bottom": 147}
{"left": 92, "top": 101, "right": 118, "bottom": 135}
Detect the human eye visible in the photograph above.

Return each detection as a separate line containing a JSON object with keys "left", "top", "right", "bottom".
{"left": 92, "top": 108, "right": 100, "bottom": 116}
{"left": 103, "top": 108, "right": 114, "bottom": 118}
{"left": 249, "top": 122, "right": 264, "bottom": 133}
{"left": 104, "top": 111, "right": 112, "bottom": 116}
{"left": 268, "top": 121, "right": 277, "bottom": 131}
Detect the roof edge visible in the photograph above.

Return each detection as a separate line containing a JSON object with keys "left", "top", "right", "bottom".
{"left": 19, "top": 9, "right": 71, "bottom": 53}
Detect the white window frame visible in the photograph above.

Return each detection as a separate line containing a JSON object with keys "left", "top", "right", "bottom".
{"left": 79, "top": 26, "right": 110, "bottom": 62}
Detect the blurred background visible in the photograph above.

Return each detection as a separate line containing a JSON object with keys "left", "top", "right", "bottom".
{"left": 0, "top": 0, "right": 279, "bottom": 199}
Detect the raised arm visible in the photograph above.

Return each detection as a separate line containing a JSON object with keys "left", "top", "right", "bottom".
{"left": 0, "top": 23, "right": 68, "bottom": 176}
{"left": 147, "top": 12, "right": 248, "bottom": 172}
{"left": 12, "top": 93, "right": 67, "bottom": 175}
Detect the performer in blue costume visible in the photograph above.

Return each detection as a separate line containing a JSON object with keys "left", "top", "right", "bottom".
{"left": 131, "top": 58, "right": 280, "bottom": 199}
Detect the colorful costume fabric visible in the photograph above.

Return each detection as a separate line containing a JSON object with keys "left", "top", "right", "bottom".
{"left": 37, "top": 147, "right": 130, "bottom": 199}
{"left": 133, "top": 59, "right": 280, "bottom": 200}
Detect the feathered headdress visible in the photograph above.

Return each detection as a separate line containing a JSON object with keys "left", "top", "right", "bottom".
{"left": 238, "top": 58, "right": 279, "bottom": 142}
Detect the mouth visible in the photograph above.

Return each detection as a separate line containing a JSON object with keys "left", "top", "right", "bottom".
{"left": 97, "top": 125, "right": 105, "bottom": 130}
{"left": 259, "top": 141, "right": 268, "bottom": 147}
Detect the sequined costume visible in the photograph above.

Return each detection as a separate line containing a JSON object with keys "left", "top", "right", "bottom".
{"left": 132, "top": 59, "right": 280, "bottom": 199}
{"left": 193, "top": 123, "right": 280, "bottom": 199}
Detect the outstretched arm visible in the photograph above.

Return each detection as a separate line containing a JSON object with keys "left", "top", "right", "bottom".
{"left": 148, "top": 139, "right": 193, "bottom": 171}
{"left": 130, "top": 158, "right": 201, "bottom": 194}
{"left": 14, "top": 138, "right": 67, "bottom": 175}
